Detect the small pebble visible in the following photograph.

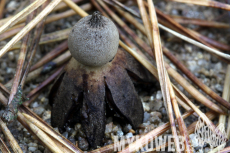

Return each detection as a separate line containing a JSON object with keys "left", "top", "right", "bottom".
{"left": 105, "top": 122, "right": 113, "bottom": 134}
{"left": 7, "top": 1, "right": 18, "bottom": 12}
{"left": 31, "top": 102, "right": 39, "bottom": 108}
{"left": 117, "top": 130, "right": 124, "bottom": 137}
{"left": 149, "top": 116, "right": 161, "bottom": 125}
{"left": 143, "top": 112, "right": 150, "bottom": 123}
{"left": 8, "top": 52, "right": 14, "bottom": 61}
{"left": 33, "top": 107, "right": 45, "bottom": 116}
{"left": 123, "top": 124, "right": 132, "bottom": 133}
{"left": 214, "top": 62, "right": 222, "bottom": 71}
{"left": 62, "top": 131, "right": 68, "bottom": 138}
{"left": 141, "top": 96, "right": 150, "bottom": 102}
{"left": 28, "top": 142, "right": 38, "bottom": 147}
{"left": 215, "top": 84, "right": 223, "bottom": 92}
{"left": 156, "top": 91, "right": 162, "bottom": 100}
{"left": 78, "top": 137, "right": 89, "bottom": 151}
{"left": 28, "top": 146, "right": 37, "bottom": 152}
{"left": 150, "top": 111, "right": 162, "bottom": 119}
{"left": 126, "top": 132, "right": 133, "bottom": 138}
{"left": 189, "top": 134, "right": 199, "bottom": 148}
{"left": 42, "top": 110, "right": 51, "bottom": 121}
{"left": 150, "top": 100, "right": 163, "bottom": 111}
{"left": 142, "top": 102, "right": 150, "bottom": 112}
{"left": 75, "top": 123, "right": 81, "bottom": 131}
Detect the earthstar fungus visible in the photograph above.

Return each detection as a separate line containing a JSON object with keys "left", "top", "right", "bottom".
{"left": 49, "top": 11, "right": 151, "bottom": 148}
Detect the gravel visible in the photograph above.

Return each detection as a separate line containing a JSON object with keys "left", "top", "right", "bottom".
{"left": 0, "top": 0, "right": 229, "bottom": 152}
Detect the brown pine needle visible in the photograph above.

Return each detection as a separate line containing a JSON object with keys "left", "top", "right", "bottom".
{"left": 20, "top": 2, "right": 48, "bottom": 88}
{"left": 30, "top": 40, "right": 68, "bottom": 71}
{"left": 0, "top": 0, "right": 6, "bottom": 19}
{"left": 171, "top": 16, "right": 230, "bottom": 28}
{"left": 147, "top": 1, "right": 181, "bottom": 152}
{"left": 153, "top": 7, "right": 230, "bottom": 52}
{"left": 0, "top": 83, "right": 9, "bottom": 96}
{"left": 7, "top": 9, "right": 37, "bottom": 116}
{"left": 117, "top": 26, "right": 194, "bottom": 114}
{"left": 218, "top": 64, "right": 230, "bottom": 127}
{"left": 167, "top": 0, "right": 230, "bottom": 11}
{"left": 115, "top": 7, "right": 230, "bottom": 110}
{"left": 219, "top": 146, "right": 230, "bottom": 153}
{"left": 0, "top": 119, "right": 23, "bottom": 153}
{"left": 5, "top": 51, "right": 71, "bottom": 88}
{"left": 167, "top": 74, "right": 193, "bottom": 153}
{"left": 63, "top": 0, "right": 88, "bottom": 17}
{"left": 119, "top": 109, "right": 194, "bottom": 153}
{"left": 151, "top": 111, "right": 217, "bottom": 152}
{"left": 103, "top": 0, "right": 225, "bottom": 113}
{"left": 0, "top": 0, "right": 62, "bottom": 58}
{"left": 0, "top": 137, "right": 10, "bottom": 153}
{"left": 22, "top": 113, "right": 82, "bottom": 153}
{"left": 19, "top": 105, "right": 83, "bottom": 153}
{"left": 0, "top": 0, "right": 47, "bottom": 34}
{"left": 26, "top": 66, "right": 64, "bottom": 98}
{"left": 120, "top": 41, "right": 227, "bottom": 143}
{"left": 22, "top": 115, "right": 64, "bottom": 153}
{"left": 0, "top": 25, "right": 23, "bottom": 41}
{"left": 0, "top": 0, "right": 84, "bottom": 27}
{"left": 0, "top": 3, "right": 92, "bottom": 42}
{"left": 158, "top": 24, "right": 230, "bottom": 60}
{"left": 6, "top": 28, "right": 71, "bottom": 51}
{"left": 188, "top": 29, "right": 230, "bottom": 52}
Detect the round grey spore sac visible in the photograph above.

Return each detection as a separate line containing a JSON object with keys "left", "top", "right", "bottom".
{"left": 68, "top": 11, "right": 119, "bottom": 67}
